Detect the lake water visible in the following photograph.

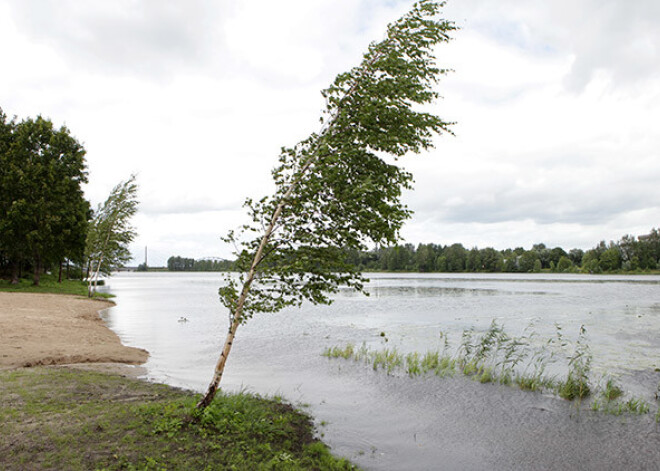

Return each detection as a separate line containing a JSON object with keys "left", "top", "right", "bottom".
{"left": 102, "top": 272, "right": 660, "bottom": 470}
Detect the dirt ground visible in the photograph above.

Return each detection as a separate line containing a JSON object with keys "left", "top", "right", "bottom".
{"left": 0, "top": 292, "right": 148, "bottom": 370}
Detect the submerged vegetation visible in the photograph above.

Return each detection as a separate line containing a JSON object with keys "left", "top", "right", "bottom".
{"left": 0, "top": 367, "right": 356, "bottom": 470}
{"left": 323, "top": 321, "right": 654, "bottom": 416}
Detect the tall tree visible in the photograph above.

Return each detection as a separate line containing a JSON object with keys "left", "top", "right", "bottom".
{"left": 0, "top": 113, "right": 88, "bottom": 285}
{"left": 198, "top": 0, "right": 456, "bottom": 409}
{"left": 519, "top": 250, "right": 540, "bottom": 273}
{"left": 444, "top": 243, "right": 467, "bottom": 272}
{"left": 599, "top": 246, "right": 621, "bottom": 271}
{"left": 480, "top": 247, "right": 503, "bottom": 272}
{"left": 643, "top": 229, "right": 660, "bottom": 268}
{"left": 0, "top": 109, "right": 17, "bottom": 279}
{"left": 85, "top": 176, "right": 138, "bottom": 296}
{"left": 416, "top": 243, "right": 437, "bottom": 272}
{"left": 466, "top": 247, "right": 482, "bottom": 271}
{"left": 568, "top": 248, "right": 584, "bottom": 266}
{"left": 43, "top": 124, "right": 91, "bottom": 280}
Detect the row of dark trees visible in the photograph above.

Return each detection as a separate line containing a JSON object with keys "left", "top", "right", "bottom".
{"left": 0, "top": 108, "right": 90, "bottom": 284}
{"left": 344, "top": 228, "right": 660, "bottom": 273}
{"left": 169, "top": 227, "right": 660, "bottom": 275}
{"left": 167, "top": 256, "right": 234, "bottom": 272}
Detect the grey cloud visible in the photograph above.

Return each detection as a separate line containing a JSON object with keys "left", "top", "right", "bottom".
{"left": 561, "top": 1, "right": 660, "bottom": 91}
{"left": 431, "top": 190, "right": 651, "bottom": 226}
{"left": 409, "top": 153, "right": 660, "bottom": 227}
{"left": 6, "top": 0, "right": 413, "bottom": 87}
{"left": 6, "top": 0, "right": 228, "bottom": 77}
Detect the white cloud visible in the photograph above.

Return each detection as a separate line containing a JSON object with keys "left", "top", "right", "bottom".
{"left": 2, "top": 0, "right": 659, "bottom": 265}
{"left": 4, "top": 0, "right": 226, "bottom": 77}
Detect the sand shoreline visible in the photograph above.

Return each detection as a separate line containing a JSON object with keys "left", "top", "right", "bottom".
{"left": 0, "top": 292, "right": 148, "bottom": 371}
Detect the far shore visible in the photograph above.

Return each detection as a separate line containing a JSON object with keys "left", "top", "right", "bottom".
{"left": 0, "top": 292, "right": 148, "bottom": 370}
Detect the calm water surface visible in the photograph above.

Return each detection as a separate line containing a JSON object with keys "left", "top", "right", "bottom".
{"left": 102, "top": 272, "right": 660, "bottom": 470}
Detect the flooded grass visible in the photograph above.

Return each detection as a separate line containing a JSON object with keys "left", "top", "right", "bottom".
{"left": 592, "top": 396, "right": 651, "bottom": 415}
{"left": 324, "top": 344, "right": 356, "bottom": 360}
{"left": 602, "top": 377, "right": 624, "bottom": 401}
{"left": 323, "top": 321, "right": 656, "bottom": 417}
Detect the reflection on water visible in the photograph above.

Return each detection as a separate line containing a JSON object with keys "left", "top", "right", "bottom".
{"left": 363, "top": 285, "right": 556, "bottom": 297}
{"left": 364, "top": 286, "right": 500, "bottom": 297}
{"left": 102, "top": 272, "right": 660, "bottom": 470}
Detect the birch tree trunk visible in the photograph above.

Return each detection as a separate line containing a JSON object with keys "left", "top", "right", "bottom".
{"left": 88, "top": 254, "right": 105, "bottom": 297}
{"left": 197, "top": 178, "right": 305, "bottom": 408}
{"left": 88, "top": 213, "right": 116, "bottom": 297}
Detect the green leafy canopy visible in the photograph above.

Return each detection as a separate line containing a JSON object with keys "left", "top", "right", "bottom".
{"left": 0, "top": 110, "right": 89, "bottom": 284}
{"left": 220, "top": 0, "right": 456, "bottom": 322}
{"left": 85, "top": 175, "right": 139, "bottom": 292}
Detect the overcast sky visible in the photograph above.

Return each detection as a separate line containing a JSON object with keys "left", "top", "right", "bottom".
{"left": 2, "top": 0, "right": 659, "bottom": 266}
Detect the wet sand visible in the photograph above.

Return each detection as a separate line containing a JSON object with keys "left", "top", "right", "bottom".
{"left": 0, "top": 292, "right": 148, "bottom": 370}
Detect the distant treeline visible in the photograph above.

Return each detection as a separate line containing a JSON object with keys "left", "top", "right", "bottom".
{"left": 168, "top": 227, "right": 660, "bottom": 274}
{"left": 167, "top": 256, "right": 234, "bottom": 272}
{"left": 349, "top": 228, "right": 660, "bottom": 274}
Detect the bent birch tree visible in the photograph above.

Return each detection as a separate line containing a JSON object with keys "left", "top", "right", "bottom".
{"left": 85, "top": 175, "right": 138, "bottom": 296}
{"left": 198, "top": 0, "right": 456, "bottom": 409}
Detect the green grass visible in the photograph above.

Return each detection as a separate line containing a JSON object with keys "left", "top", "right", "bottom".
{"left": 557, "top": 374, "right": 591, "bottom": 401}
{"left": 322, "top": 344, "right": 356, "bottom": 360}
{"left": 556, "top": 326, "right": 591, "bottom": 401}
{"left": 0, "top": 273, "right": 112, "bottom": 299}
{"left": 0, "top": 367, "right": 357, "bottom": 470}
{"left": 591, "top": 396, "right": 650, "bottom": 415}
{"left": 601, "top": 377, "right": 623, "bottom": 402}
{"left": 405, "top": 352, "right": 421, "bottom": 376}
{"left": 515, "top": 373, "right": 547, "bottom": 392}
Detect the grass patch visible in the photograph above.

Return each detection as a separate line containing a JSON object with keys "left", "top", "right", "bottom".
{"left": 556, "top": 326, "right": 591, "bottom": 401}
{"left": 0, "top": 273, "right": 113, "bottom": 299}
{"left": 592, "top": 396, "right": 650, "bottom": 415}
{"left": 322, "top": 344, "right": 356, "bottom": 360}
{"left": 0, "top": 367, "right": 356, "bottom": 470}
{"left": 372, "top": 348, "right": 403, "bottom": 374}
{"left": 602, "top": 377, "right": 624, "bottom": 402}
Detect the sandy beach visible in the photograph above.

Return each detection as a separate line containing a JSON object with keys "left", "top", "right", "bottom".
{"left": 0, "top": 292, "right": 148, "bottom": 370}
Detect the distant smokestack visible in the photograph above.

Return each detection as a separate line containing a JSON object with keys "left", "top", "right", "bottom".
{"left": 145, "top": 246, "right": 148, "bottom": 267}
